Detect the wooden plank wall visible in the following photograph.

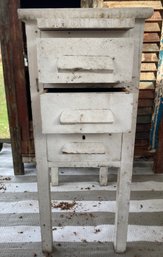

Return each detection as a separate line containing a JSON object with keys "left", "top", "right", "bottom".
{"left": 104, "top": 0, "right": 163, "bottom": 158}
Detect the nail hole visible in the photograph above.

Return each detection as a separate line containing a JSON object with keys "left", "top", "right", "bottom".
{"left": 82, "top": 135, "right": 86, "bottom": 140}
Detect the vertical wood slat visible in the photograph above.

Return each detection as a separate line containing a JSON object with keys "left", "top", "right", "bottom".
{"left": 0, "top": 0, "right": 26, "bottom": 175}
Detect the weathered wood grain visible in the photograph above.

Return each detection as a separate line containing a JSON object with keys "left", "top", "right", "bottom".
{"left": 139, "top": 89, "right": 155, "bottom": 99}
{"left": 141, "top": 63, "right": 157, "bottom": 71}
{"left": 142, "top": 53, "right": 158, "bottom": 62}
{"left": 144, "top": 33, "right": 160, "bottom": 42}
{"left": 144, "top": 22, "right": 161, "bottom": 32}
{"left": 138, "top": 99, "right": 154, "bottom": 107}
{"left": 0, "top": 0, "right": 26, "bottom": 175}
{"left": 143, "top": 43, "right": 159, "bottom": 52}
{"left": 139, "top": 82, "right": 155, "bottom": 89}
{"left": 103, "top": 1, "right": 163, "bottom": 9}
{"left": 140, "top": 72, "right": 156, "bottom": 81}
{"left": 147, "top": 11, "right": 162, "bottom": 21}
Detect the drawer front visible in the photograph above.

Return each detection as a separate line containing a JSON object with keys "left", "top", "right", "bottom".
{"left": 40, "top": 92, "right": 133, "bottom": 134}
{"left": 37, "top": 38, "right": 134, "bottom": 84}
{"left": 47, "top": 134, "right": 122, "bottom": 163}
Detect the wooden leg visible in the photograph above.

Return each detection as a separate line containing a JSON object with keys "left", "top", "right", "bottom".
{"left": 37, "top": 161, "right": 53, "bottom": 253}
{"left": 99, "top": 166, "right": 108, "bottom": 186}
{"left": 51, "top": 167, "right": 59, "bottom": 186}
{"left": 114, "top": 134, "right": 133, "bottom": 253}
{"left": 25, "top": 24, "right": 53, "bottom": 253}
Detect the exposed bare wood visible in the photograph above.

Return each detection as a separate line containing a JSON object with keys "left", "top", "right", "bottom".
{"left": 142, "top": 53, "right": 158, "bottom": 62}
{"left": 144, "top": 22, "right": 161, "bottom": 32}
{"left": 103, "top": 1, "right": 163, "bottom": 9}
{"left": 139, "top": 82, "right": 155, "bottom": 89}
{"left": 144, "top": 33, "right": 160, "bottom": 42}
{"left": 143, "top": 43, "right": 159, "bottom": 52}
{"left": 147, "top": 11, "right": 162, "bottom": 21}
{"left": 140, "top": 72, "right": 156, "bottom": 81}
{"left": 141, "top": 63, "right": 157, "bottom": 71}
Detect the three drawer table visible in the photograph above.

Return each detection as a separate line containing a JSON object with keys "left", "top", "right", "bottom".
{"left": 19, "top": 7, "right": 153, "bottom": 255}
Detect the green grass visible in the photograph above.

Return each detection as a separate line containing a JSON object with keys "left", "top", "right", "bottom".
{"left": 0, "top": 62, "right": 10, "bottom": 139}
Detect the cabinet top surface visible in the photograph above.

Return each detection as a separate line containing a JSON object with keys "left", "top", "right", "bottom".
{"left": 18, "top": 8, "right": 153, "bottom": 22}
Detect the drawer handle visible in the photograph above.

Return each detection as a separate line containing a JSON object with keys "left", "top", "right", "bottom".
{"left": 62, "top": 142, "right": 105, "bottom": 154}
{"left": 57, "top": 55, "right": 114, "bottom": 73}
{"left": 60, "top": 110, "right": 114, "bottom": 124}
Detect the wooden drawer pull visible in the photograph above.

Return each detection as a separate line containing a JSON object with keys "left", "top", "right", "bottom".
{"left": 60, "top": 110, "right": 114, "bottom": 124}
{"left": 57, "top": 55, "right": 114, "bottom": 73}
{"left": 62, "top": 142, "right": 106, "bottom": 154}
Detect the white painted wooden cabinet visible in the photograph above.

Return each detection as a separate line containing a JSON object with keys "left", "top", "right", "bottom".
{"left": 19, "top": 8, "right": 153, "bottom": 255}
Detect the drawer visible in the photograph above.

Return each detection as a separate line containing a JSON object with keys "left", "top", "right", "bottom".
{"left": 40, "top": 92, "right": 133, "bottom": 134}
{"left": 46, "top": 133, "right": 122, "bottom": 164}
{"left": 37, "top": 38, "right": 134, "bottom": 84}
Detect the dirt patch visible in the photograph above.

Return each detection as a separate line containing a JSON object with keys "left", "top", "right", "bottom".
{"left": 0, "top": 183, "right": 6, "bottom": 191}
{"left": 51, "top": 201, "right": 76, "bottom": 210}
{"left": 0, "top": 176, "right": 11, "bottom": 181}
